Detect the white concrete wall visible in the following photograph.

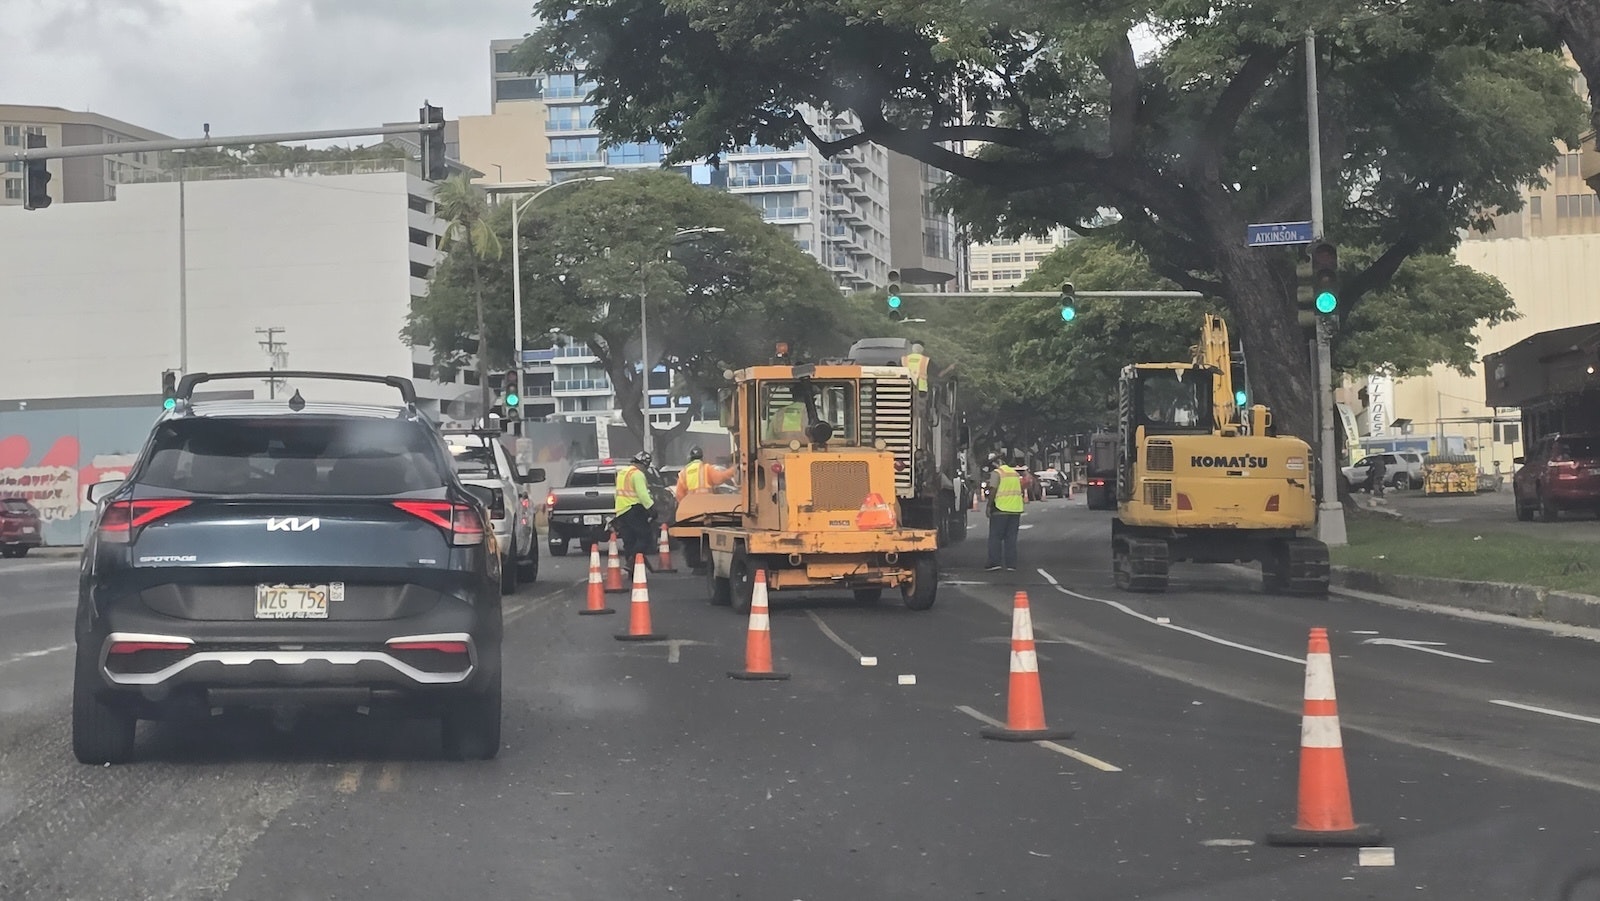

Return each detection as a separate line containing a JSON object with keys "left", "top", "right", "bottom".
{"left": 0, "top": 170, "right": 452, "bottom": 408}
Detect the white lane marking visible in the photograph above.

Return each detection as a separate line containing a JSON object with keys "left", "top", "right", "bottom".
{"left": 1358, "top": 847, "right": 1397, "bottom": 867}
{"left": 1201, "top": 839, "right": 1256, "bottom": 848}
{"left": 804, "top": 610, "right": 864, "bottom": 661}
{"left": 955, "top": 705, "right": 1122, "bottom": 772}
{"left": 1018, "top": 524, "right": 1035, "bottom": 530}
{"left": 897, "top": 674, "right": 916, "bottom": 685}
{"left": 0, "top": 643, "right": 71, "bottom": 668}
{"left": 1362, "top": 637, "right": 1492, "bottom": 664}
{"left": 1489, "top": 699, "right": 1600, "bottom": 727}
{"left": 1349, "top": 630, "right": 1381, "bottom": 635}
{"left": 1035, "top": 568, "right": 1304, "bottom": 666}
{"left": 662, "top": 639, "right": 709, "bottom": 664}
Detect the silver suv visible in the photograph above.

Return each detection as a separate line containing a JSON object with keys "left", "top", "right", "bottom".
{"left": 1342, "top": 451, "right": 1424, "bottom": 490}
{"left": 442, "top": 430, "right": 545, "bottom": 594}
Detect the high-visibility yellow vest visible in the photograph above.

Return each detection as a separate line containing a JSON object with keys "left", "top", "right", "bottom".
{"left": 994, "top": 465, "right": 1024, "bottom": 513}
{"left": 904, "top": 353, "right": 928, "bottom": 392}
{"left": 682, "top": 459, "right": 707, "bottom": 493}
{"left": 614, "top": 466, "right": 653, "bottom": 514}
{"left": 770, "top": 402, "right": 806, "bottom": 438}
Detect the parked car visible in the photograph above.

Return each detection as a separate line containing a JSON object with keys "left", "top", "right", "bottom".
{"left": 73, "top": 371, "right": 503, "bottom": 764}
{"left": 441, "top": 429, "right": 545, "bottom": 594}
{"left": 0, "top": 498, "right": 44, "bottom": 557}
{"left": 1341, "top": 452, "right": 1424, "bottom": 491}
{"left": 1036, "top": 469, "right": 1067, "bottom": 498}
{"left": 1513, "top": 432, "right": 1600, "bottom": 521}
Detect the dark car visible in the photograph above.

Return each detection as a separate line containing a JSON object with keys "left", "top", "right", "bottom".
{"left": 1514, "top": 432, "right": 1600, "bottom": 521}
{"left": 0, "top": 498, "right": 44, "bottom": 557}
{"left": 546, "top": 459, "right": 678, "bottom": 556}
{"left": 73, "top": 371, "right": 503, "bottom": 764}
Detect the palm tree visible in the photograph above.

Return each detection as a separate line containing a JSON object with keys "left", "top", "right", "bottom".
{"left": 433, "top": 174, "right": 504, "bottom": 418}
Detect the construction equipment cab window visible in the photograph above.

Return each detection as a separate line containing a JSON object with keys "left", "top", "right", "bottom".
{"left": 1137, "top": 370, "right": 1213, "bottom": 434}
{"left": 760, "top": 381, "right": 857, "bottom": 445}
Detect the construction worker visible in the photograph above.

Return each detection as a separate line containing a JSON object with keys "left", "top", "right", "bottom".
{"left": 613, "top": 451, "right": 656, "bottom": 569}
{"left": 766, "top": 397, "right": 809, "bottom": 442}
{"left": 986, "top": 452, "right": 1025, "bottom": 572}
{"left": 677, "top": 446, "right": 737, "bottom": 501}
{"left": 903, "top": 343, "right": 930, "bottom": 394}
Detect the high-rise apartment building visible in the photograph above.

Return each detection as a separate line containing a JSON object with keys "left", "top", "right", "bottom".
{"left": 0, "top": 105, "right": 169, "bottom": 206}
{"left": 966, "top": 229, "right": 1075, "bottom": 292}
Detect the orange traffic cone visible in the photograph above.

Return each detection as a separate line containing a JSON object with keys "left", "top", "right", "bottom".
{"left": 656, "top": 524, "right": 678, "bottom": 574}
{"left": 1266, "top": 627, "right": 1382, "bottom": 846}
{"left": 603, "top": 531, "right": 627, "bottom": 593}
{"left": 729, "top": 570, "right": 790, "bottom": 681}
{"left": 579, "top": 543, "right": 615, "bottom": 616}
{"left": 980, "top": 591, "right": 1073, "bottom": 742}
{"left": 614, "top": 554, "right": 666, "bottom": 642}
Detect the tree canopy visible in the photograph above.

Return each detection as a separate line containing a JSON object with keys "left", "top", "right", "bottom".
{"left": 521, "top": 0, "right": 1586, "bottom": 441}
{"left": 404, "top": 171, "right": 855, "bottom": 441}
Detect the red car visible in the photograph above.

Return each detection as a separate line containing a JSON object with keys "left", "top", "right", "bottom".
{"left": 1513, "top": 432, "right": 1600, "bottom": 521}
{"left": 0, "top": 498, "right": 43, "bottom": 557}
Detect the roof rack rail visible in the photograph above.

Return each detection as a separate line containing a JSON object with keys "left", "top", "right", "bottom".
{"left": 175, "top": 371, "right": 418, "bottom": 405}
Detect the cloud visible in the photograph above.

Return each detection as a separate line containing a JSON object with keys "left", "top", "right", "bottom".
{"left": 1, "top": 0, "right": 535, "bottom": 139}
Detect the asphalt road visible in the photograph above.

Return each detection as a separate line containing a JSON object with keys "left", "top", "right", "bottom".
{"left": 4, "top": 503, "right": 1600, "bottom": 900}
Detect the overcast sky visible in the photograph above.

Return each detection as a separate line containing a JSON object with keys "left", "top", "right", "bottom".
{"left": 2, "top": 0, "right": 536, "bottom": 139}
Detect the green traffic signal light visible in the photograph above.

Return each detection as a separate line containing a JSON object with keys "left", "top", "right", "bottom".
{"left": 1060, "top": 305, "right": 1075, "bottom": 322}
{"left": 887, "top": 295, "right": 902, "bottom": 309}
{"left": 505, "top": 391, "right": 520, "bottom": 407}
{"left": 1234, "top": 389, "right": 1248, "bottom": 407}
{"left": 1315, "top": 290, "right": 1337, "bottom": 314}
{"left": 162, "top": 397, "right": 177, "bottom": 410}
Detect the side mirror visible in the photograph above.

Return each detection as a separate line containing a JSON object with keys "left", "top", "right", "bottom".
{"left": 1513, "top": 456, "right": 1525, "bottom": 465}
{"left": 518, "top": 467, "right": 546, "bottom": 484}
{"left": 807, "top": 419, "right": 835, "bottom": 446}
{"left": 86, "top": 478, "right": 125, "bottom": 505}
{"left": 462, "top": 485, "right": 496, "bottom": 510}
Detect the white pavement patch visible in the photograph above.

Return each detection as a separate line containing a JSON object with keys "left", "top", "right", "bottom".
{"left": 0, "top": 643, "right": 71, "bottom": 668}
{"left": 1489, "top": 699, "right": 1600, "bottom": 727}
{"left": 1035, "top": 568, "right": 1305, "bottom": 666}
{"left": 1361, "top": 637, "right": 1492, "bottom": 664}
{"left": 804, "top": 609, "right": 865, "bottom": 661}
{"left": 1201, "top": 838, "right": 1256, "bottom": 848}
{"left": 954, "top": 704, "right": 1122, "bottom": 772}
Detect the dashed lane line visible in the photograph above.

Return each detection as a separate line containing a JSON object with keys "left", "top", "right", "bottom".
{"left": 804, "top": 609, "right": 866, "bottom": 662}
{"left": 0, "top": 643, "right": 71, "bottom": 669}
{"left": 1035, "top": 568, "right": 1304, "bottom": 666}
{"left": 1489, "top": 699, "right": 1600, "bottom": 727}
{"left": 954, "top": 705, "right": 1122, "bottom": 773}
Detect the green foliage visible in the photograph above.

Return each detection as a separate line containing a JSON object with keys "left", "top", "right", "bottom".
{"left": 522, "top": 0, "right": 1586, "bottom": 440}
{"left": 404, "top": 171, "right": 849, "bottom": 435}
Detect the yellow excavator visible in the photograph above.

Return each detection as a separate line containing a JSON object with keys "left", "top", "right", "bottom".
{"left": 1110, "top": 314, "right": 1329, "bottom": 595}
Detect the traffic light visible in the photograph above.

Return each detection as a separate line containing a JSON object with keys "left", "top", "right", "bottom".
{"left": 23, "top": 133, "right": 51, "bottom": 210}
{"left": 1059, "top": 281, "right": 1077, "bottom": 322}
{"left": 1234, "top": 389, "right": 1248, "bottom": 407}
{"left": 886, "top": 270, "right": 903, "bottom": 321}
{"left": 161, "top": 370, "right": 178, "bottom": 410}
{"left": 420, "top": 102, "right": 446, "bottom": 181}
{"left": 504, "top": 370, "right": 521, "bottom": 415}
{"left": 1311, "top": 242, "right": 1338, "bottom": 316}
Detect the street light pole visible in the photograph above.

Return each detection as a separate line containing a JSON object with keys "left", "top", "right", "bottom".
{"left": 1306, "top": 28, "right": 1348, "bottom": 546}
{"left": 507, "top": 176, "right": 614, "bottom": 433}
{"left": 638, "top": 226, "right": 726, "bottom": 457}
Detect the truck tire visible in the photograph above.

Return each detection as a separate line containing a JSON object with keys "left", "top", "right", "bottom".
{"left": 547, "top": 537, "right": 569, "bottom": 557}
{"left": 499, "top": 552, "right": 518, "bottom": 595}
{"left": 516, "top": 540, "right": 539, "bottom": 582}
{"left": 729, "top": 551, "right": 757, "bottom": 615}
{"left": 681, "top": 539, "right": 704, "bottom": 572}
{"left": 72, "top": 649, "right": 136, "bottom": 765}
{"left": 707, "top": 556, "right": 732, "bottom": 606}
{"left": 852, "top": 588, "right": 883, "bottom": 604}
{"left": 901, "top": 554, "right": 938, "bottom": 611}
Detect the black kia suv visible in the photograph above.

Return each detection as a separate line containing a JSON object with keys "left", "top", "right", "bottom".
{"left": 74, "top": 371, "right": 503, "bottom": 763}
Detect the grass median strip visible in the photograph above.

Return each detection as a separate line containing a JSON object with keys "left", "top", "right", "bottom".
{"left": 1332, "top": 512, "right": 1600, "bottom": 596}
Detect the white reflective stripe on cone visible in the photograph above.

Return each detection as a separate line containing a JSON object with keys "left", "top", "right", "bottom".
{"left": 1304, "top": 653, "right": 1337, "bottom": 701}
{"left": 1011, "top": 607, "right": 1034, "bottom": 641}
{"left": 1301, "top": 714, "right": 1344, "bottom": 749}
{"left": 1010, "top": 649, "right": 1039, "bottom": 674}
{"left": 749, "top": 613, "right": 770, "bottom": 631}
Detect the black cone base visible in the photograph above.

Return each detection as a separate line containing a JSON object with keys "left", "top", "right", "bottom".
{"left": 1265, "top": 824, "right": 1382, "bottom": 847}
{"left": 614, "top": 632, "right": 666, "bottom": 642}
{"left": 980, "top": 726, "right": 1075, "bottom": 742}
{"left": 578, "top": 607, "right": 616, "bottom": 616}
{"left": 729, "top": 670, "right": 791, "bottom": 681}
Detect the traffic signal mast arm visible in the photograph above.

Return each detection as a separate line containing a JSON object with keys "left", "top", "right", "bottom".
{"left": 891, "top": 291, "right": 1205, "bottom": 299}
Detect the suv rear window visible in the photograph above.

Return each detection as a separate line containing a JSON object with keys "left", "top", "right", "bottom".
{"left": 139, "top": 418, "right": 447, "bottom": 496}
{"left": 1557, "top": 437, "right": 1600, "bottom": 461}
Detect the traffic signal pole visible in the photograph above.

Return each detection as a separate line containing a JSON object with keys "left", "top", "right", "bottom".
{"left": 1305, "top": 29, "right": 1347, "bottom": 547}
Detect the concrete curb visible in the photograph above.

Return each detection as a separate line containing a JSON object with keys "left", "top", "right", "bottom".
{"left": 1332, "top": 566, "right": 1600, "bottom": 629}
{"left": 25, "top": 546, "right": 83, "bottom": 559}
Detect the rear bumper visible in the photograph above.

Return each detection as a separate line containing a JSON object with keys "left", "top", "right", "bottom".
{"left": 548, "top": 513, "right": 614, "bottom": 542}
{"left": 1542, "top": 482, "right": 1600, "bottom": 507}
{"left": 0, "top": 531, "right": 43, "bottom": 548}
{"left": 97, "top": 630, "right": 479, "bottom": 688}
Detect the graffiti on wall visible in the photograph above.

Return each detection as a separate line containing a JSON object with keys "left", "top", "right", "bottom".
{"left": 0, "top": 434, "right": 139, "bottom": 531}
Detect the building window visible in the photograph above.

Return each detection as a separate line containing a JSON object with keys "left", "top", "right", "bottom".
{"left": 495, "top": 78, "right": 543, "bottom": 102}
{"left": 3, "top": 161, "right": 19, "bottom": 173}
{"left": 494, "top": 51, "right": 523, "bottom": 73}
{"left": 991, "top": 252, "right": 1022, "bottom": 263}
{"left": 1025, "top": 250, "right": 1050, "bottom": 261}
{"left": 548, "top": 137, "right": 601, "bottom": 164}
{"left": 608, "top": 142, "right": 664, "bottom": 165}
{"left": 3, "top": 178, "right": 20, "bottom": 200}
{"left": 547, "top": 105, "right": 598, "bottom": 131}
{"left": 2, "top": 125, "right": 20, "bottom": 146}
{"left": 728, "top": 160, "right": 808, "bottom": 187}
{"left": 746, "top": 192, "right": 808, "bottom": 221}
{"left": 1529, "top": 195, "right": 1542, "bottom": 218}
{"left": 992, "top": 269, "right": 1023, "bottom": 280}
{"left": 971, "top": 270, "right": 989, "bottom": 280}
{"left": 545, "top": 72, "right": 597, "bottom": 99}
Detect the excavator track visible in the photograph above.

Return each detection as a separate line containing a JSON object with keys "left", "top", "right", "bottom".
{"left": 1113, "top": 535, "right": 1169, "bottom": 593}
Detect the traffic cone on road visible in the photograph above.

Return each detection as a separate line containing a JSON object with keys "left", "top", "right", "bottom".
{"left": 1266, "top": 627, "right": 1382, "bottom": 846}
{"left": 603, "top": 531, "right": 627, "bottom": 593}
{"left": 614, "top": 554, "right": 666, "bottom": 642}
{"left": 656, "top": 524, "right": 678, "bottom": 574}
{"left": 579, "top": 544, "right": 615, "bottom": 616}
{"left": 980, "top": 591, "right": 1073, "bottom": 742}
{"left": 729, "top": 570, "right": 790, "bottom": 681}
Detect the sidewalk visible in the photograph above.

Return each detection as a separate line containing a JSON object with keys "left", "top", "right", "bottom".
{"left": 1359, "top": 486, "right": 1600, "bottom": 545}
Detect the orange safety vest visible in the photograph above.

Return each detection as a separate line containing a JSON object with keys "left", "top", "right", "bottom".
{"left": 676, "top": 459, "right": 709, "bottom": 498}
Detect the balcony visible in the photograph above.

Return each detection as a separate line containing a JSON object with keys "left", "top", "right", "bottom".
{"left": 824, "top": 253, "right": 853, "bottom": 272}
{"left": 726, "top": 173, "right": 810, "bottom": 189}
{"left": 552, "top": 378, "right": 613, "bottom": 394}
{"left": 761, "top": 206, "right": 810, "bottom": 223}
{"left": 821, "top": 193, "right": 850, "bottom": 212}
{"left": 818, "top": 162, "right": 848, "bottom": 181}
{"left": 838, "top": 203, "right": 866, "bottom": 223}
{"left": 546, "top": 151, "right": 603, "bottom": 166}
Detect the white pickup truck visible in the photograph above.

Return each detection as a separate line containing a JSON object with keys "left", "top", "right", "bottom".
{"left": 1342, "top": 451, "right": 1425, "bottom": 491}
{"left": 442, "top": 429, "right": 546, "bottom": 594}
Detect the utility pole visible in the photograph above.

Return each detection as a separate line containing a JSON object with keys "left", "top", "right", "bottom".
{"left": 1306, "top": 29, "right": 1348, "bottom": 546}
{"left": 255, "top": 327, "right": 287, "bottom": 399}
{"left": 177, "top": 151, "right": 189, "bottom": 375}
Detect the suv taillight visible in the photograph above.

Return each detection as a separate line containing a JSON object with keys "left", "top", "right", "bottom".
{"left": 394, "top": 500, "right": 485, "bottom": 546}
{"left": 98, "top": 499, "right": 192, "bottom": 543}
